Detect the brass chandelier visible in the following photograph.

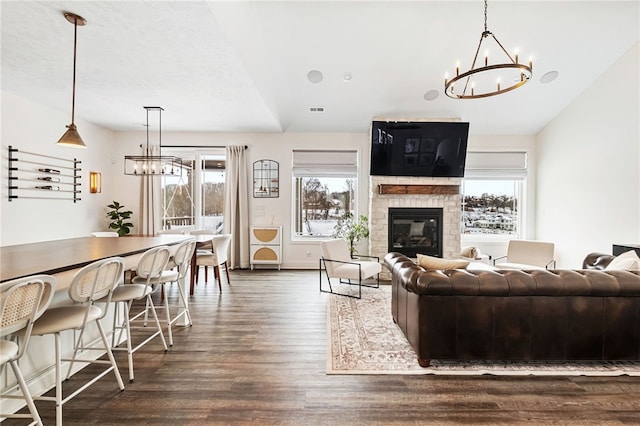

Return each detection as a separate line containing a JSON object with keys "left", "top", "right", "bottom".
{"left": 124, "top": 107, "right": 182, "bottom": 176}
{"left": 444, "top": 0, "right": 533, "bottom": 99}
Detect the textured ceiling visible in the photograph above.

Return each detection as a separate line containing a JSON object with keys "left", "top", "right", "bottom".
{"left": 1, "top": 1, "right": 639, "bottom": 135}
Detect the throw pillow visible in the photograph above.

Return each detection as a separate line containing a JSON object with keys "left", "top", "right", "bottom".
{"left": 417, "top": 253, "right": 470, "bottom": 270}
{"left": 459, "top": 246, "right": 478, "bottom": 259}
{"left": 605, "top": 250, "right": 640, "bottom": 271}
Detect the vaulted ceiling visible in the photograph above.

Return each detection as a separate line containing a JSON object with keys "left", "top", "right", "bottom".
{"left": 2, "top": 1, "right": 638, "bottom": 135}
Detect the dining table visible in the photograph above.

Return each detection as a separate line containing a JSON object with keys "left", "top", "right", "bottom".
{"left": 0, "top": 234, "right": 191, "bottom": 289}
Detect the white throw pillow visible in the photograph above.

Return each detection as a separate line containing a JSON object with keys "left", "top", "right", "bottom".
{"left": 605, "top": 250, "right": 640, "bottom": 271}
{"left": 459, "top": 246, "right": 478, "bottom": 259}
{"left": 417, "top": 254, "right": 469, "bottom": 270}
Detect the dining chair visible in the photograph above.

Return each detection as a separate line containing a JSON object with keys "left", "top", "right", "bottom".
{"left": 0, "top": 274, "right": 55, "bottom": 426}
{"left": 31, "top": 258, "right": 126, "bottom": 426}
{"left": 195, "top": 234, "right": 232, "bottom": 291}
{"left": 156, "top": 229, "right": 186, "bottom": 235}
{"left": 106, "top": 245, "right": 172, "bottom": 382}
{"left": 91, "top": 231, "right": 119, "bottom": 237}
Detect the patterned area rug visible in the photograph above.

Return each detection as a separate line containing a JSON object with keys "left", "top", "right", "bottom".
{"left": 327, "top": 285, "right": 640, "bottom": 376}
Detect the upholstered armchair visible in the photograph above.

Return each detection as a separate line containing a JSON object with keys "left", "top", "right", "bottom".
{"left": 319, "top": 239, "right": 381, "bottom": 299}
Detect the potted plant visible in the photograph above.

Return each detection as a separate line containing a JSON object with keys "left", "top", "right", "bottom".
{"left": 107, "top": 201, "right": 133, "bottom": 236}
{"left": 332, "top": 212, "right": 370, "bottom": 256}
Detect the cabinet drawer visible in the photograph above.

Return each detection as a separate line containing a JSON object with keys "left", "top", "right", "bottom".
{"left": 250, "top": 245, "right": 281, "bottom": 263}
{"left": 250, "top": 227, "right": 281, "bottom": 245}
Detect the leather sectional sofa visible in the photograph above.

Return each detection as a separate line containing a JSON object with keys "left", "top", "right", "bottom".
{"left": 384, "top": 252, "right": 640, "bottom": 367}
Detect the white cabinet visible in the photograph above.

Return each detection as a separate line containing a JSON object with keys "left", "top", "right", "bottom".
{"left": 250, "top": 226, "right": 282, "bottom": 270}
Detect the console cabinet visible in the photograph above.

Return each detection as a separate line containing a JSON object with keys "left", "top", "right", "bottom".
{"left": 250, "top": 226, "right": 282, "bottom": 270}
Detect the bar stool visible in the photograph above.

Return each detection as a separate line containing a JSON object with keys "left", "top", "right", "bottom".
{"left": 107, "top": 245, "right": 172, "bottom": 382}
{"left": 0, "top": 274, "right": 55, "bottom": 426}
{"left": 31, "top": 257, "right": 126, "bottom": 426}
{"left": 159, "top": 238, "right": 197, "bottom": 346}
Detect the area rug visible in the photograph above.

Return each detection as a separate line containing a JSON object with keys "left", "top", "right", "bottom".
{"left": 327, "top": 285, "right": 640, "bottom": 376}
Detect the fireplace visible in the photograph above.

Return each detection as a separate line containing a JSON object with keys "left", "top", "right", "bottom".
{"left": 388, "top": 208, "right": 443, "bottom": 258}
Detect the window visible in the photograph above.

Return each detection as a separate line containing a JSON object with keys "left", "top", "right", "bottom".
{"left": 461, "top": 151, "right": 527, "bottom": 238}
{"left": 161, "top": 148, "right": 225, "bottom": 232}
{"left": 461, "top": 180, "right": 521, "bottom": 235}
{"left": 292, "top": 150, "right": 358, "bottom": 238}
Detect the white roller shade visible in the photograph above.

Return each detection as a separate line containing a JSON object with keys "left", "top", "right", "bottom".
{"left": 465, "top": 151, "right": 527, "bottom": 179}
{"left": 292, "top": 150, "right": 358, "bottom": 177}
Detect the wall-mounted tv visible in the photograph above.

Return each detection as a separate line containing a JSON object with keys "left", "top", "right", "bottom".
{"left": 370, "top": 121, "right": 469, "bottom": 177}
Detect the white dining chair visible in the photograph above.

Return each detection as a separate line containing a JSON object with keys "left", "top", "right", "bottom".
{"left": 91, "top": 231, "right": 119, "bottom": 237}
{"left": 31, "top": 258, "right": 125, "bottom": 426}
{"left": 195, "top": 234, "right": 232, "bottom": 291}
{"left": 0, "top": 274, "right": 55, "bottom": 426}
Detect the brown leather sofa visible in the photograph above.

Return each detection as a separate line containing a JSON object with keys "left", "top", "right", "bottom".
{"left": 384, "top": 252, "right": 640, "bottom": 367}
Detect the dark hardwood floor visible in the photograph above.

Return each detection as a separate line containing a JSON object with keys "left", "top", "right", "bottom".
{"left": 5, "top": 269, "right": 640, "bottom": 425}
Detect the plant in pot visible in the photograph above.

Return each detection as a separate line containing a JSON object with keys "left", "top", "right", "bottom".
{"left": 331, "top": 211, "right": 370, "bottom": 256}
{"left": 107, "top": 201, "right": 133, "bottom": 236}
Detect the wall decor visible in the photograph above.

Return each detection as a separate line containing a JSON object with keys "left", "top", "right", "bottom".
{"left": 8, "top": 145, "right": 81, "bottom": 202}
{"left": 253, "top": 159, "right": 279, "bottom": 198}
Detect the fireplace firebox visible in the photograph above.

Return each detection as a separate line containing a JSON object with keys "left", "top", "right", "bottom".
{"left": 388, "top": 208, "right": 443, "bottom": 258}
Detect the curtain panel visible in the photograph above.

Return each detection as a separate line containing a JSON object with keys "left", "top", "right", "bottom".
{"left": 224, "top": 146, "right": 250, "bottom": 269}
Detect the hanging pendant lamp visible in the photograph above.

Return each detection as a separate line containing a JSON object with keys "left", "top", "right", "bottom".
{"left": 57, "top": 12, "right": 87, "bottom": 148}
{"left": 124, "top": 106, "right": 183, "bottom": 176}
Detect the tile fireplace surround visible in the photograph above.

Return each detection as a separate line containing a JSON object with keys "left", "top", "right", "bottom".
{"left": 369, "top": 176, "right": 462, "bottom": 279}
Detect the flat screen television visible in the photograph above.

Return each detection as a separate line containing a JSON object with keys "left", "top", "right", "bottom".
{"left": 370, "top": 121, "right": 469, "bottom": 177}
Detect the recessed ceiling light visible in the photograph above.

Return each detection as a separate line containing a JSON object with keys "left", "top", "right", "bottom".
{"left": 424, "top": 90, "right": 439, "bottom": 101}
{"left": 540, "top": 71, "right": 559, "bottom": 84}
{"left": 343, "top": 72, "right": 352, "bottom": 82}
{"left": 307, "top": 70, "right": 323, "bottom": 84}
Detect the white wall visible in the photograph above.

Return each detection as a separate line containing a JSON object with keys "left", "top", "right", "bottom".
{"left": 110, "top": 131, "right": 370, "bottom": 269}
{"left": 1, "top": 92, "right": 117, "bottom": 246}
{"left": 536, "top": 43, "right": 640, "bottom": 268}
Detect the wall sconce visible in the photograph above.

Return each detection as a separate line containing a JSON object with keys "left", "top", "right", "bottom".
{"left": 89, "top": 171, "right": 101, "bottom": 193}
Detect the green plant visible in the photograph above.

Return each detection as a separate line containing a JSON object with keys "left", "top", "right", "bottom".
{"left": 332, "top": 212, "right": 370, "bottom": 256}
{"left": 107, "top": 201, "right": 133, "bottom": 237}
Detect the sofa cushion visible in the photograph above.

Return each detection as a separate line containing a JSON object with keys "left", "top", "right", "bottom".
{"left": 417, "top": 254, "right": 469, "bottom": 270}
{"left": 605, "top": 250, "right": 640, "bottom": 271}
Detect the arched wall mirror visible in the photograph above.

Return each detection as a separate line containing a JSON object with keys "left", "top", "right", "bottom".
{"left": 253, "top": 159, "right": 279, "bottom": 198}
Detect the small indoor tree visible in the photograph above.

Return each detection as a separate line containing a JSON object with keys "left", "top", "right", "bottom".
{"left": 332, "top": 212, "right": 370, "bottom": 256}
{"left": 107, "top": 201, "right": 133, "bottom": 236}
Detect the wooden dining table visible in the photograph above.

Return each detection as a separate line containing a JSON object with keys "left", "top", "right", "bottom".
{"left": 0, "top": 234, "right": 190, "bottom": 289}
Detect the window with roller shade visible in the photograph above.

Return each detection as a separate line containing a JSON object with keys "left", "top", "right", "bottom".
{"left": 461, "top": 151, "right": 527, "bottom": 237}
{"left": 292, "top": 150, "right": 358, "bottom": 238}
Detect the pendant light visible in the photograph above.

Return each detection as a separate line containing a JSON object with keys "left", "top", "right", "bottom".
{"left": 124, "top": 106, "right": 183, "bottom": 176}
{"left": 57, "top": 12, "right": 87, "bottom": 148}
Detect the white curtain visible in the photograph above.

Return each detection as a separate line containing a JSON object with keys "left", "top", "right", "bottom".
{"left": 139, "top": 144, "right": 161, "bottom": 236}
{"left": 224, "top": 145, "right": 249, "bottom": 269}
